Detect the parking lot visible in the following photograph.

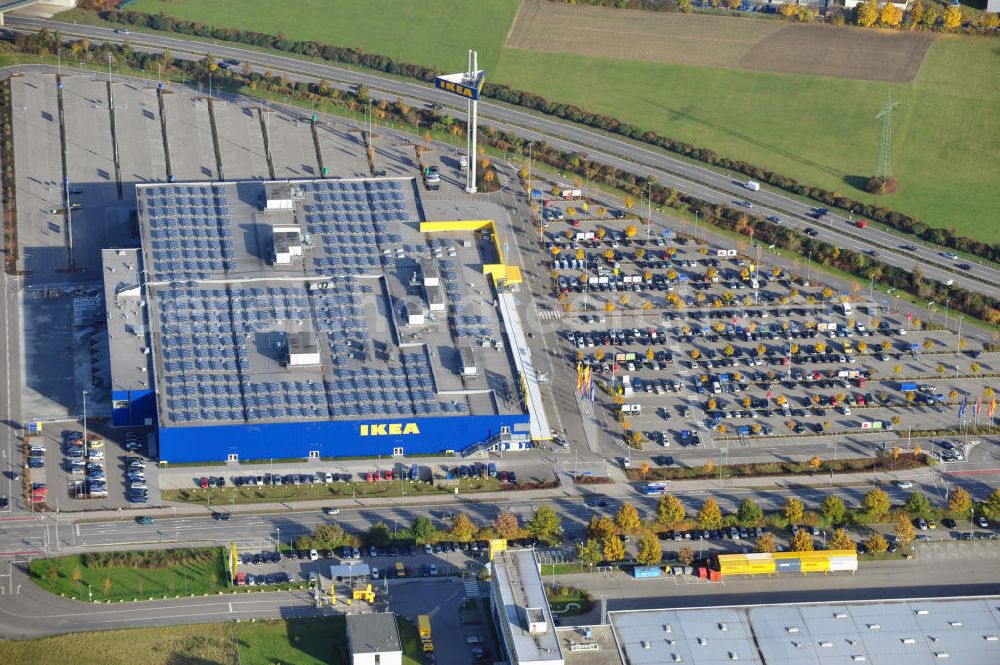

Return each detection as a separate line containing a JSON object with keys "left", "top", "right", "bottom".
{"left": 23, "top": 421, "right": 158, "bottom": 510}
{"left": 534, "top": 193, "right": 996, "bottom": 458}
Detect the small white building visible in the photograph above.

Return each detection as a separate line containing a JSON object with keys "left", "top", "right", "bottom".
{"left": 286, "top": 331, "right": 321, "bottom": 367}
{"left": 346, "top": 612, "right": 402, "bottom": 665}
{"left": 272, "top": 225, "right": 302, "bottom": 265}
{"left": 264, "top": 181, "right": 294, "bottom": 211}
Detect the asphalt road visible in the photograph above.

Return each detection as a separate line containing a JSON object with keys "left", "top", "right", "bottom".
{"left": 7, "top": 16, "right": 1000, "bottom": 299}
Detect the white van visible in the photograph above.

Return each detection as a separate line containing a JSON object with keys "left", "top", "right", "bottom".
{"left": 744, "top": 181, "right": 761, "bottom": 192}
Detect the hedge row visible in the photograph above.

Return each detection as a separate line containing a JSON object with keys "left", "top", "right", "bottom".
{"left": 98, "top": 9, "right": 1000, "bottom": 264}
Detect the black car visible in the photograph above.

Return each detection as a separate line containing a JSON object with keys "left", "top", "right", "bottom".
{"left": 212, "top": 512, "right": 231, "bottom": 521}
{"left": 941, "top": 518, "right": 957, "bottom": 529}
{"left": 610, "top": 209, "right": 626, "bottom": 219}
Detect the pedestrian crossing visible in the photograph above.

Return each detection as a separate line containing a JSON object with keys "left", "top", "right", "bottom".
{"left": 464, "top": 579, "right": 481, "bottom": 598}
{"left": 537, "top": 310, "right": 563, "bottom": 321}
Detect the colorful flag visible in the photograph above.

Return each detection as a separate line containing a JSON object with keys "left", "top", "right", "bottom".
{"left": 589, "top": 383, "right": 596, "bottom": 403}
{"left": 576, "top": 363, "right": 583, "bottom": 392}
{"left": 989, "top": 396, "right": 997, "bottom": 418}
{"left": 975, "top": 394, "right": 983, "bottom": 417}
{"left": 958, "top": 395, "right": 968, "bottom": 419}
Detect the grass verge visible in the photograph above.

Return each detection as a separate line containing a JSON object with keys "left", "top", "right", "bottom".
{"left": 28, "top": 547, "right": 228, "bottom": 601}
{"left": 162, "top": 477, "right": 502, "bottom": 505}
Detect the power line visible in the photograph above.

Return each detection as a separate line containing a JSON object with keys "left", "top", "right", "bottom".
{"left": 875, "top": 91, "right": 901, "bottom": 182}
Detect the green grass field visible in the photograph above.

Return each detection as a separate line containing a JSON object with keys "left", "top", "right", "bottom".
{"left": 0, "top": 616, "right": 421, "bottom": 665}
{"left": 128, "top": 0, "right": 522, "bottom": 74}
{"left": 28, "top": 548, "right": 228, "bottom": 601}
{"left": 493, "top": 36, "right": 1000, "bottom": 243}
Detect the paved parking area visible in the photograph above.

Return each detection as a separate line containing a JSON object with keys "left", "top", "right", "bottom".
{"left": 531, "top": 195, "right": 997, "bottom": 460}
{"left": 27, "top": 421, "right": 158, "bottom": 510}
{"left": 161, "top": 90, "right": 216, "bottom": 180}
{"left": 314, "top": 118, "right": 374, "bottom": 178}
{"left": 112, "top": 80, "right": 167, "bottom": 187}
{"left": 214, "top": 99, "right": 268, "bottom": 180}
{"left": 265, "top": 108, "right": 317, "bottom": 180}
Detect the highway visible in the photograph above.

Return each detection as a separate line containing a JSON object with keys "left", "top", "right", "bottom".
{"left": 6, "top": 16, "right": 1000, "bottom": 301}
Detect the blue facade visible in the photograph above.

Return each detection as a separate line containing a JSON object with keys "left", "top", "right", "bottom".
{"left": 112, "top": 389, "right": 157, "bottom": 427}
{"left": 158, "top": 413, "right": 530, "bottom": 463}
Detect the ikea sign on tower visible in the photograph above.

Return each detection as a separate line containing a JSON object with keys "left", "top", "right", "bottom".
{"left": 435, "top": 71, "right": 485, "bottom": 101}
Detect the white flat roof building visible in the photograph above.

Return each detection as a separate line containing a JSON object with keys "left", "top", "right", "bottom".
{"left": 608, "top": 597, "right": 1000, "bottom": 665}
{"left": 346, "top": 612, "right": 402, "bottom": 665}
{"left": 491, "top": 549, "right": 564, "bottom": 665}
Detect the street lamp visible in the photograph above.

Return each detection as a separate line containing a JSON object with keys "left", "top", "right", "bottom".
{"left": 275, "top": 527, "right": 280, "bottom": 553}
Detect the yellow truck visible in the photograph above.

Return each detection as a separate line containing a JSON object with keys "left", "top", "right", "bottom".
{"left": 418, "top": 614, "right": 434, "bottom": 652}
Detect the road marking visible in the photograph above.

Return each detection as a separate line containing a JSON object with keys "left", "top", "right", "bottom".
{"left": 228, "top": 602, "right": 233, "bottom": 613}
{"left": 464, "top": 579, "right": 480, "bottom": 599}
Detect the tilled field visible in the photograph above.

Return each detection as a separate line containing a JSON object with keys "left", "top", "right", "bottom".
{"left": 739, "top": 23, "right": 933, "bottom": 82}
{"left": 507, "top": 0, "right": 782, "bottom": 68}
{"left": 507, "top": 0, "right": 932, "bottom": 82}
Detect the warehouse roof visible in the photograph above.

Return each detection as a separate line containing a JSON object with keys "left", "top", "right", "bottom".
{"left": 120, "top": 178, "right": 524, "bottom": 428}
{"left": 610, "top": 597, "right": 1000, "bottom": 665}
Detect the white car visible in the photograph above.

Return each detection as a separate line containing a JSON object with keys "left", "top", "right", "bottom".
{"left": 371, "top": 567, "right": 380, "bottom": 580}
{"left": 978, "top": 516, "right": 989, "bottom": 528}
{"left": 323, "top": 507, "right": 340, "bottom": 515}
{"left": 893, "top": 480, "right": 913, "bottom": 489}
{"left": 309, "top": 549, "right": 319, "bottom": 561}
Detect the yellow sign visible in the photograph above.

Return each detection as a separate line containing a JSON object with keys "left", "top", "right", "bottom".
{"left": 488, "top": 538, "right": 508, "bottom": 561}
{"left": 360, "top": 423, "right": 421, "bottom": 436}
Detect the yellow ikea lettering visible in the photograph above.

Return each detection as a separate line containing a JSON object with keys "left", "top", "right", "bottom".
{"left": 360, "top": 423, "right": 421, "bottom": 436}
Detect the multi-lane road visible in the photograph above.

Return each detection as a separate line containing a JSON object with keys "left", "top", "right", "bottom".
{"left": 6, "top": 16, "right": 1000, "bottom": 300}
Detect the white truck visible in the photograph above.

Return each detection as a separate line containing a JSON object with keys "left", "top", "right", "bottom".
{"left": 459, "top": 154, "right": 468, "bottom": 169}
{"left": 744, "top": 181, "right": 761, "bottom": 192}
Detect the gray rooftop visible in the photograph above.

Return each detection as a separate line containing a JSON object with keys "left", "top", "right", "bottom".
{"left": 120, "top": 178, "right": 524, "bottom": 427}
{"left": 493, "top": 549, "right": 565, "bottom": 665}
{"left": 610, "top": 597, "right": 1000, "bottom": 665}
{"left": 102, "top": 248, "right": 152, "bottom": 392}
{"left": 346, "top": 612, "right": 401, "bottom": 655}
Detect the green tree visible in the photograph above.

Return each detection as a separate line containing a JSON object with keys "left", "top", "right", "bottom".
{"left": 894, "top": 515, "right": 915, "bottom": 543}
{"left": 829, "top": 528, "right": 855, "bottom": 552}
{"left": 947, "top": 486, "right": 973, "bottom": 518}
{"left": 790, "top": 529, "right": 814, "bottom": 552}
{"left": 636, "top": 531, "right": 663, "bottom": 566}
{"left": 736, "top": 498, "right": 764, "bottom": 526}
{"left": 754, "top": 533, "right": 778, "bottom": 553}
{"left": 905, "top": 491, "right": 932, "bottom": 519}
{"left": 71, "top": 567, "right": 82, "bottom": 587}
{"left": 602, "top": 534, "right": 625, "bottom": 562}
{"left": 527, "top": 505, "right": 562, "bottom": 543}
{"left": 865, "top": 532, "right": 889, "bottom": 556}
{"left": 784, "top": 496, "right": 805, "bottom": 525}
{"left": 698, "top": 497, "right": 724, "bottom": 530}
{"left": 821, "top": 495, "right": 847, "bottom": 525}
{"left": 495, "top": 511, "right": 522, "bottom": 540}
{"left": 588, "top": 515, "right": 616, "bottom": 542}
{"left": 46, "top": 565, "right": 58, "bottom": 585}
{"left": 367, "top": 521, "right": 392, "bottom": 548}
{"left": 451, "top": 513, "right": 476, "bottom": 542}
{"left": 862, "top": 488, "right": 890, "bottom": 520}
{"left": 615, "top": 502, "right": 642, "bottom": 534}
{"left": 576, "top": 538, "right": 603, "bottom": 567}
{"left": 983, "top": 488, "right": 1000, "bottom": 520}
{"left": 411, "top": 515, "right": 436, "bottom": 544}
{"left": 656, "top": 494, "right": 685, "bottom": 529}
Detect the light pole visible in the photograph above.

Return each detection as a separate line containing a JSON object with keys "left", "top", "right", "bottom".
{"left": 944, "top": 299, "right": 950, "bottom": 331}
{"left": 88, "top": 584, "right": 92, "bottom": 602}
{"left": 956, "top": 315, "right": 963, "bottom": 359}
{"left": 275, "top": 527, "right": 280, "bottom": 553}
{"left": 82, "top": 390, "right": 88, "bottom": 445}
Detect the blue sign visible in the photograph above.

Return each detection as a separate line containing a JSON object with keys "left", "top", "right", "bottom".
{"left": 434, "top": 71, "right": 485, "bottom": 101}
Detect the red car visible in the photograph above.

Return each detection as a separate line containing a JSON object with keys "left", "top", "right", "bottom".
{"left": 198, "top": 477, "right": 209, "bottom": 488}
